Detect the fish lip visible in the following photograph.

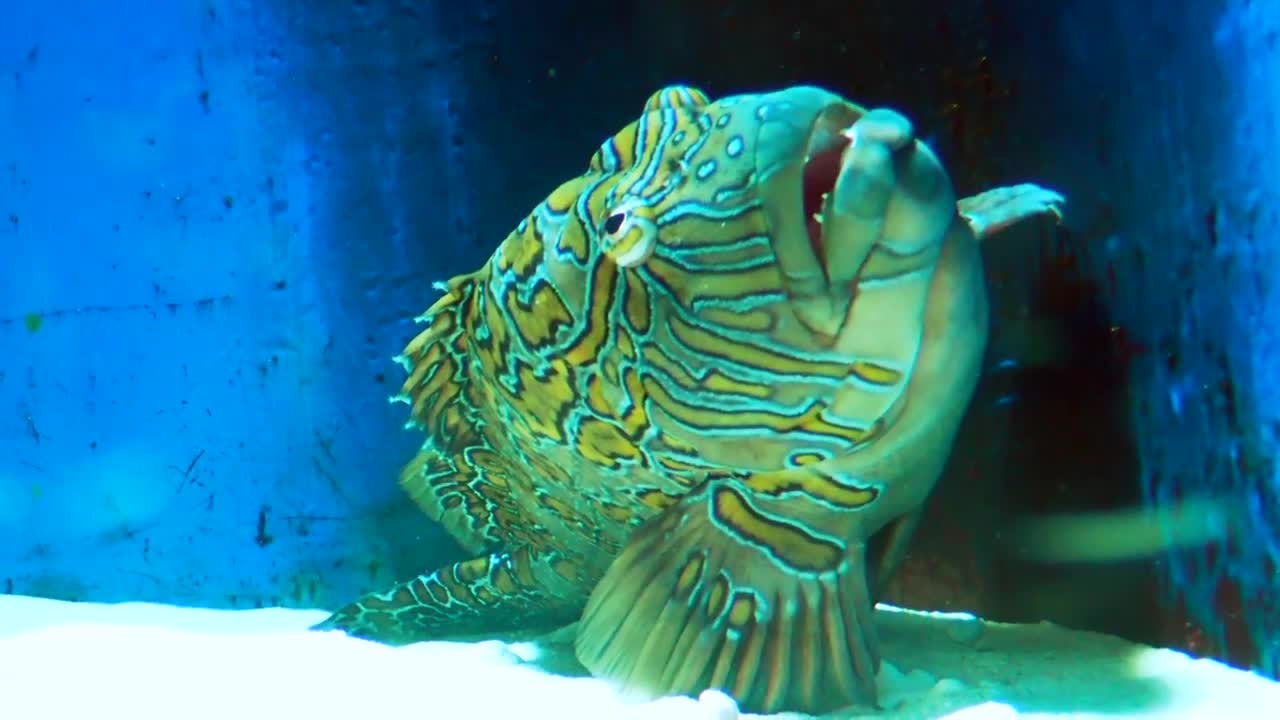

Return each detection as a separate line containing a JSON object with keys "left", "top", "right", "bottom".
{"left": 753, "top": 92, "right": 861, "bottom": 194}
{"left": 753, "top": 90, "right": 862, "bottom": 298}
{"left": 798, "top": 103, "right": 861, "bottom": 266}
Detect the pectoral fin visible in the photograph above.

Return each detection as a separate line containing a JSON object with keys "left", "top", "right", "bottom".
{"left": 574, "top": 476, "right": 881, "bottom": 715}
{"left": 956, "top": 183, "right": 1065, "bottom": 240}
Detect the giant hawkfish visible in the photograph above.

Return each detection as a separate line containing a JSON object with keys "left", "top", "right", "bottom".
{"left": 315, "top": 84, "right": 1064, "bottom": 715}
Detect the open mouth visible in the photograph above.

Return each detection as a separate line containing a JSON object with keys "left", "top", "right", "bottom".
{"left": 800, "top": 105, "right": 859, "bottom": 269}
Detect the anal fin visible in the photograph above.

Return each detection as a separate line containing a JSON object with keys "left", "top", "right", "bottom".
{"left": 574, "top": 477, "right": 881, "bottom": 715}
{"left": 866, "top": 508, "right": 923, "bottom": 599}
{"left": 313, "top": 546, "right": 583, "bottom": 643}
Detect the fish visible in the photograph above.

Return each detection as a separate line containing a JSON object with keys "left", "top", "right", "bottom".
{"left": 314, "top": 84, "right": 1065, "bottom": 715}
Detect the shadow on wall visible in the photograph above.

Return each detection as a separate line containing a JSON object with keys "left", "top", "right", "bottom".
{"left": 3, "top": 0, "right": 1278, "bottom": 678}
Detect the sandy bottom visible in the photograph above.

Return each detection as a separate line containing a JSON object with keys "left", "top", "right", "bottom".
{"left": 0, "top": 594, "right": 1275, "bottom": 719}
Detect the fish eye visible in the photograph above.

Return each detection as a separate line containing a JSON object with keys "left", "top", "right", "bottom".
{"left": 603, "top": 211, "right": 626, "bottom": 235}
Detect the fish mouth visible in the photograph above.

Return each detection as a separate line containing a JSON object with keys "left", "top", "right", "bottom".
{"left": 752, "top": 89, "right": 863, "bottom": 304}
{"left": 754, "top": 87, "right": 957, "bottom": 340}
{"left": 798, "top": 104, "right": 860, "bottom": 269}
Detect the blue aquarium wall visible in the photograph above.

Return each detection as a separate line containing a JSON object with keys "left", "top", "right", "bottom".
{"left": 0, "top": 0, "right": 501, "bottom": 607}
{"left": 2, "top": 0, "right": 1278, "bottom": 672}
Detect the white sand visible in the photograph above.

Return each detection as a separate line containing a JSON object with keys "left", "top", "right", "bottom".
{"left": 0, "top": 594, "right": 1275, "bottom": 719}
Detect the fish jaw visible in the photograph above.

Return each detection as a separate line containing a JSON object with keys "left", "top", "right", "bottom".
{"left": 753, "top": 90, "right": 958, "bottom": 342}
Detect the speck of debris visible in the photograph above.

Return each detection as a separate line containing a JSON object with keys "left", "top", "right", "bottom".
{"left": 254, "top": 506, "right": 274, "bottom": 548}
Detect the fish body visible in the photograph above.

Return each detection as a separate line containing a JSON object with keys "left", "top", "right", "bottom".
{"left": 316, "top": 85, "right": 1064, "bottom": 714}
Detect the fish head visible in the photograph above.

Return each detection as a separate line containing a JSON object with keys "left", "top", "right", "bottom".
{"left": 490, "top": 85, "right": 966, "bottom": 472}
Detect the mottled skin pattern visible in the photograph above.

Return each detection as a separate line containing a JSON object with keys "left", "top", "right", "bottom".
{"left": 315, "top": 85, "right": 1063, "bottom": 714}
